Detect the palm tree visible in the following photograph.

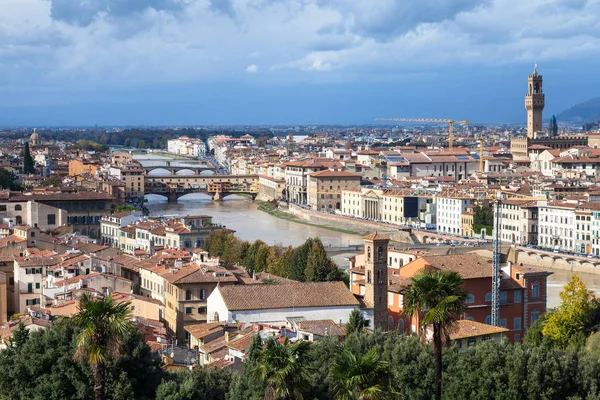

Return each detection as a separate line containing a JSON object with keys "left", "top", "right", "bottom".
{"left": 331, "top": 347, "right": 390, "bottom": 400}
{"left": 252, "top": 336, "right": 312, "bottom": 400}
{"left": 72, "top": 293, "right": 134, "bottom": 400}
{"left": 403, "top": 269, "right": 467, "bottom": 400}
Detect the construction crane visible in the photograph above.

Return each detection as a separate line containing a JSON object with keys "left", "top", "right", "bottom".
{"left": 479, "top": 136, "right": 484, "bottom": 173}
{"left": 376, "top": 118, "right": 469, "bottom": 150}
{"left": 436, "top": 188, "right": 546, "bottom": 326}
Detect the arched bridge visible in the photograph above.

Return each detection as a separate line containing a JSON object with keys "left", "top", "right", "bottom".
{"left": 144, "top": 174, "right": 259, "bottom": 201}
{"left": 143, "top": 161, "right": 216, "bottom": 176}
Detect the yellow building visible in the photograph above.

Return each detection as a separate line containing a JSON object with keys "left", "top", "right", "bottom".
{"left": 120, "top": 166, "right": 145, "bottom": 200}
{"left": 163, "top": 264, "right": 238, "bottom": 343}
{"left": 0, "top": 272, "right": 6, "bottom": 325}
{"left": 68, "top": 159, "right": 99, "bottom": 177}
{"left": 461, "top": 208, "right": 475, "bottom": 237}
{"left": 307, "top": 170, "right": 362, "bottom": 211}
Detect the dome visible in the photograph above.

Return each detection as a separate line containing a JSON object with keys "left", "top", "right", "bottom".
{"left": 30, "top": 128, "right": 39, "bottom": 141}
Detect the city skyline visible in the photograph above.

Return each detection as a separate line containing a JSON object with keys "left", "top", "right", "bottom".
{"left": 2, "top": 0, "right": 600, "bottom": 125}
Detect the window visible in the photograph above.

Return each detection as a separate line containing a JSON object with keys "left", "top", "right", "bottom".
{"left": 456, "top": 339, "right": 462, "bottom": 349}
{"left": 514, "top": 291, "right": 521, "bottom": 303}
{"left": 485, "top": 315, "right": 491, "bottom": 325}
{"left": 485, "top": 292, "right": 492, "bottom": 302}
{"left": 0, "top": 205, "right": 5, "bottom": 212}
{"left": 500, "top": 291, "right": 507, "bottom": 305}
{"left": 466, "top": 294, "right": 475, "bottom": 304}
{"left": 197, "top": 307, "right": 207, "bottom": 314}
{"left": 47, "top": 214, "right": 56, "bottom": 225}
{"left": 185, "top": 307, "right": 193, "bottom": 314}
{"left": 468, "top": 337, "right": 477, "bottom": 347}
{"left": 532, "top": 282, "right": 540, "bottom": 298}
{"left": 531, "top": 309, "right": 540, "bottom": 324}
{"left": 499, "top": 319, "right": 507, "bottom": 328}
{"left": 482, "top": 335, "right": 491, "bottom": 341}
{"left": 514, "top": 317, "right": 522, "bottom": 330}
{"left": 514, "top": 334, "right": 521, "bottom": 342}
{"left": 35, "top": 283, "right": 40, "bottom": 289}
{"left": 200, "top": 289, "right": 206, "bottom": 300}
{"left": 14, "top": 205, "right": 21, "bottom": 211}
{"left": 185, "top": 290, "right": 192, "bottom": 301}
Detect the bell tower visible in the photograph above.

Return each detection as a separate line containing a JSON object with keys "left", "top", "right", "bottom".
{"left": 363, "top": 232, "right": 390, "bottom": 330}
{"left": 525, "top": 64, "right": 545, "bottom": 139}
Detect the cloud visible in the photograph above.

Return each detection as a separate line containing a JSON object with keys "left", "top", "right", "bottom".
{"left": 49, "top": 0, "right": 185, "bottom": 26}
{"left": 1, "top": 0, "right": 600, "bottom": 95}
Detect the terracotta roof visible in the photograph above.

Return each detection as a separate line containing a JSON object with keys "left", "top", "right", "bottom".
{"left": 363, "top": 232, "right": 389, "bottom": 241}
{"left": 184, "top": 322, "right": 225, "bottom": 340}
{"left": 296, "top": 319, "right": 345, "bottom": 337}
{"left": 449, "top": 320, "right": 509, "bottom": 340}
{"left": 421, "top": 254, "right": 493, "bottom": 279}
{"left": 308, "top": 170, "right": 362, "bottom": 178}
{"left": 9, "top": 192, "right": 114, "bottom": 202}
{"left": 217, "top": 281, "right": 359, "bottom": 311}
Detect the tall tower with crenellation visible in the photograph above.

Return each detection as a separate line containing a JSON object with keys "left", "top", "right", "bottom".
{"left": 525, "top": 64, "right": 545, "bottom": 139}
{"left": 363, "top": 232, "right": 390, "bottom": 330}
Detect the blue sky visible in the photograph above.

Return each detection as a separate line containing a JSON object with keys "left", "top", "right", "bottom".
{"left": 1, "top": 0, "right": 599, "bottom": 126}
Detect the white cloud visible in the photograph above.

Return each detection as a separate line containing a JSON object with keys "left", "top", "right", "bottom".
{"left": 0, "top": 0, "right": 599, "bottom": 91}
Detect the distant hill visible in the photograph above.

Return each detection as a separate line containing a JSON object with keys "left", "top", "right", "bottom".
{"left": 558, "top": 97, "right": 600, "bottom": 123}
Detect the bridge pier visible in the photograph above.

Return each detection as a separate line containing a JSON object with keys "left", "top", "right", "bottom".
{"left": 167, "top": 192, "right": 179, "bottom": 203}
{"left": 213, "top": 191, "right": 223, "bottom": 201}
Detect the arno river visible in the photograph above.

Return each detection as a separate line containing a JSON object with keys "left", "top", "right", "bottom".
{"left": 146, "top": 194, "right": 600, "bottom": 309}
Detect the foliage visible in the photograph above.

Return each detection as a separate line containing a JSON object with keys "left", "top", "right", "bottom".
{"left": 8, "top": 322, "right": 29, "bottom": 348}
{"left": 204, "top": 231, "right": 340, "bottom": 283}
{"left": 155, "top": 368, "right": 231, "bottom": 400}
{"left": 72, "top": 294, "right": 136, "bottom": 400}
{"left": 23, "top": 142, "right": 35, "bottom": 174}
{"left": 74, "top": 139, "right": 109, "bottom": 152}
{"left": 472, "top": 204, "right": 493, "bottom": 235}
{"left": 113, "top": 205, "right": 139, "bottom": 212}
{"left": 403, "top": 269, "right": 467, "bottom": 400}
{"left": 346, "top": 309, "right": 366, "bottom": 336}
{"left": 0, "top": 320, "right": 161, "bottom": 400}
{"left": 41, "top": 174, "right": 63, "bottom": 187}
{"left": 331, "top": 347, "right": 391, "bottom": 400}
{"left": 251, "top": 337, "right": 312, "bottom": 400}
{"left": 0, "top": 168, "right": 22, "bottom": 191}
{"left": 541, "top": 274, "right": 599, "bottom": 348}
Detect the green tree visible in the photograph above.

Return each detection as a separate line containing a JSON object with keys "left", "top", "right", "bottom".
{"left": 23, "top": 142, "right": 35, "bottom": 174}
{"left": 403, "top": 269, "right": 467, "bottom": 400}
{"left": 331, "top": 347, "right": 390, "bottom": 400}
{"left": 254, "top": 242, "right": 270, "bottom": 272}
{"left": 305, "top": 238, "right": 337, "bottom": 282}
{"left": 9, "top": 322, "right": 29, "bottom": 348}
{"left": 155, "top": 367, "right": 231, "bottom": 400}
{"left": 542, "top": 273, "right": 598, "bottom": 348}
{"left": 266, "top": 246, "right": 283, "bottom": 275}
{"left": 252, "top": 337, "right": 312, "bottom": 399}
{"left": 0, "top": 168, "right": 22, "bottom": 190}
{"left": 346, "top": 309, "right": 366, "bottom": 336}
{"left": 472, "top": 204, "right": 493, "bottom": 235}
{"left": 288, "top": 238, "right": 314, "bottom": 282}
{"left": 72, "top": 294, "right": 135, "bottom": 400}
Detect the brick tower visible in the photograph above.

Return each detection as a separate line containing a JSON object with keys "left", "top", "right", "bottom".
{"left": 363, "top": 232, "right": 390, "bottom": 330}
{"left": 525, "top": 64, "right": 545, "bottom": 139}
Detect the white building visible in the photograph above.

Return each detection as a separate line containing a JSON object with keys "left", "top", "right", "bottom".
{"left": 436, "top": 197, "right": 475, "bottom": 235}
{"left": 207, "top": 281, "right": 360, "bottom": 326}
{"left": 100, "top": 211, "right": 139, "bottom": 247}
{"left": 538, "top": 200, "right": 578, "bottom": 251}
{"left": 167, "top": 137, "right": 206, "bottom": 157}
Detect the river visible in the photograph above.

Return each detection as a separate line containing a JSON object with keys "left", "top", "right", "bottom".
{"left": 145, "top": 195, "right": 600, "bottom": 309}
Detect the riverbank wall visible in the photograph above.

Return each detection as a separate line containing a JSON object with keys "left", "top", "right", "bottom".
{"left": 286, "top": 205, "right": 415, "bottom": 244}
{"left": 513, "top": 246, "right": 600, "bottom": 275}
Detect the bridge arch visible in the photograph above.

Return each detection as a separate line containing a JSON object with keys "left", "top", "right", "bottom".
{"left": 175, "top": 169, "right": 196, "bottom": 175}
{"left": 146, "top": 168, "right": 172, "bottom": 176}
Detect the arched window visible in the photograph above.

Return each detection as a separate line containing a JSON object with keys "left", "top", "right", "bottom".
{"left": 531, "top": 308, "right": 540, "bottom": 324}
{"left": 466, "top": 294, "right": 475, "bottom": 304}
{"left": 485, "top": 292, "right": 492, "bottom": 302}
{"left": 485, "top": 315, "right": 492, "bottom": 325}
{"left": 200, "top": 289, "right": 206, "bottom": 300}
{"left": 367, "top": 247, "right": 371, "bottom": 262}
{"left": 398, "top": 319, "right": 404, "bottom": 333}
{"left": 15, "top": 216, "right": 22, "bottom": 225}
{"left": 388, "top": 316, "right": 394, "bottom": 331}
{"left": 185, "top": 290, "right": 192, "bottom": 300}
{"left": 377, "top": 246, "right": 384, "bottom": 262}
{"left": 14, "top": 205, "right": 21, "bottom": 211}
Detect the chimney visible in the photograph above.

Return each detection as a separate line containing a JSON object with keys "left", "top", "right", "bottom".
{"left": 224, "top": 332, "right": 229, "bottom": 343}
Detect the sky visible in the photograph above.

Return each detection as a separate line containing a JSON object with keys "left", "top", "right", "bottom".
{"left": 1, "top": 0, "right": 600, "bottom": 126}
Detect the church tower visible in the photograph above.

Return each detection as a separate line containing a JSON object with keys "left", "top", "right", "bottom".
{"left": 363, "top": 232, "right": 390, "bottom": 330}
{"left": 30, "top": 128, "right": 40, "bottom": 146}
{"left": 525, "top": 65, "right": 545, "bottom": 139}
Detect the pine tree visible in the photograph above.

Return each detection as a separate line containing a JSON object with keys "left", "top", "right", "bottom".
{"left": 23, "top": 142, "right": 35, "bottom": 174}
{"left": 346, "top": 309, "right": 365, "bottom": 335}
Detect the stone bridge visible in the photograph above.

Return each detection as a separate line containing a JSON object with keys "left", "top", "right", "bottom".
{"left": 143, "top": 161, "right": 216, "bottom": 176}
{"left": 144, "top": 174, "right": 259, "bottom": 202}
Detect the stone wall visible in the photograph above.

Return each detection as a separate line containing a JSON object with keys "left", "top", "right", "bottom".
{"left": 286, "top": 205, "right": 415, "bottom": 243}
{"left": 514, "top": 247, "right": 600, "bottom": 274}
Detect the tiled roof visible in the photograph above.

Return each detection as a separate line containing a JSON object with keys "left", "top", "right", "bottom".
{"left": 449, "top": 320, "right": 509, "bottom": 340}
{"left": 296, "top": 319, "right": 345, "bottom": 337}
{"left": 218, "top": 281, "right": 359, "bottom": 311}
{"left": 308, "top": 170, "right": 362, "bottom": 178}
{"left": 421, "top": 254, "right": 493, "bottom": 279}
{"left": 363, "top": 232, "right": 389, "bottom": 241}
{"left": 184, "top": 322, "right": 224, "bottom": 340}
